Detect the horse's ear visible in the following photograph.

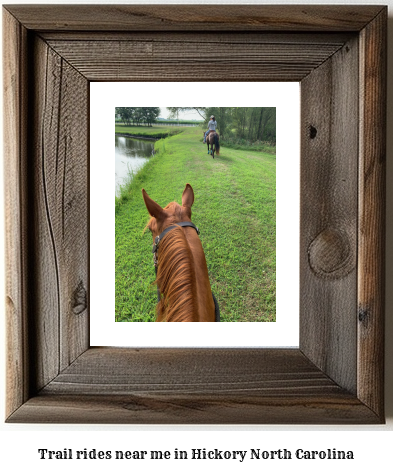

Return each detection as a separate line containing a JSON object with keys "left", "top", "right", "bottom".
{"left": 142, "top": 189, "right": 166, "bottom": 220}
{"left": 182, "top": 183, "right": 194, "bottom": 208}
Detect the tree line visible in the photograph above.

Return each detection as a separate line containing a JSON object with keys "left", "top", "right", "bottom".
{"left": 167, "top": 107, "right": 276, "bottom": 144}
{"left": 115, "top": 107, "right": 160, "bottom": 127}
{"left": 115, "top": 106, "right": 276, "bottom": 144}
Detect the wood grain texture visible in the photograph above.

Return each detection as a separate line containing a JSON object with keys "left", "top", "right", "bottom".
{"left": 40, "top": 31, "right": 354, "bottom": 44}
{"left": 42, "top": 348, "right": 341, "bottom": 395}
{"left": 358, "top": 9, "right": 387, "bottom": 417}
{"left": 3, "top": 5, "right": 384, "bottom": 31}
{"left": 9, "top": 392, "right": 378, "bottom": 425}
{"left": 3, "top": 9, "right": 30, "bottom": 418}
{"left": 30, "top": 36, "right": 89, "bottom": 390}
{"left": 45, "top": 37, "right": 348, "bottom": 82}
{"left": 3, "top": 5, "right": 386, "bottom": 424}
{"left": 7, "top": 348, "right": 379, "bottom": 424}
{"left": 300, "top": 36, "right": 359, "bottom": 394}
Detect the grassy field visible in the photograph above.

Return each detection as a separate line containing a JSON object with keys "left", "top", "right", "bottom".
{"left": 115, "top": 124, "right": 187, "bottom": 139}
{"left": 115, "top": 126, "right": 276, "bottom": 322}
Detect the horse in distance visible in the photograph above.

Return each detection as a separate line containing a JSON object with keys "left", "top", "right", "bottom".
{"left": 205, "top": 131, "right": 220, "bottom": 159}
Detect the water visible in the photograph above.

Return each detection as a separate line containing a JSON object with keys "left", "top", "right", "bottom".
{"left": 115, "top": 135, "right": 154, "bottom": 197}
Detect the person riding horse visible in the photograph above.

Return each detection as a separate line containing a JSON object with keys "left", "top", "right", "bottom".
{"left": 203, "top": 115, "right": 217, "bottom": 144}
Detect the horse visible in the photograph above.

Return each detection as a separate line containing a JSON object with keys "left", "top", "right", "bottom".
{"left": 142, "top": 184, "right": 219, "bottom": 322}
{"left": 205, "top": 131, "right": 220, "bottom": 159}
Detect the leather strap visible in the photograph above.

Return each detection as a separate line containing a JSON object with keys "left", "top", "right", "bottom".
{"left": 152, "top": 221, "right": 199, "bottom": 255}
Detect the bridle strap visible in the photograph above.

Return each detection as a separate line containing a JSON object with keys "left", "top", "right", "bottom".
{"left": 152, "top": 221, "right": 199, "bottom": 256}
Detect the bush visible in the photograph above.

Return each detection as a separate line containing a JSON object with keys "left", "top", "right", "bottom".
{"left": 221, "top": 137, "right": 276, "bottom": 154}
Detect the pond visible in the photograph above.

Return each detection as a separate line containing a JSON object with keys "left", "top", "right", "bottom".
{"left": 115, "top": 135, "right": 155, "bottom": 197}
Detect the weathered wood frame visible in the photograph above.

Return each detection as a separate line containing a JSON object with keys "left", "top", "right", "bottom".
{"left": 3, "top": 5, "right": 386, "bottom": 423}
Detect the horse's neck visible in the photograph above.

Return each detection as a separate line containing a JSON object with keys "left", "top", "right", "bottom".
{"left": 157, "top": 227, "right": 215, "bottom": 322}
{"left": 182, "top": 227, "right": 215, "bottom": 322}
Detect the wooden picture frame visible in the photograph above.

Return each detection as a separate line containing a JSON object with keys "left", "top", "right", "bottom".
{"left": 3, "top": 5, "right": 386, "bottom": 423}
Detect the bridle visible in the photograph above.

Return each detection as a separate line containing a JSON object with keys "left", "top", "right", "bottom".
{"left": 151, "top": 221, "right": 220, "bottom": 321}
{"left": 152, "top": 221, "right": 199, "bottom": 269}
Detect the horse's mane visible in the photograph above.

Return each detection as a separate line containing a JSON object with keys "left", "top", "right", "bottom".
{"left": 155, "top": 226, "right": 198, "bottom": 322}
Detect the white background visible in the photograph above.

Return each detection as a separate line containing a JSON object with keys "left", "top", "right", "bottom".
{"left": 1, "top": 0, "right": 392, "bottom": 472}
{"left": 91, "top": 82, "right": 300, "bottom": 347}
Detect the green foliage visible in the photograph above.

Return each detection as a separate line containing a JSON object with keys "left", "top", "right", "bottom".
{"left": 220, "top": 138, "right": 276, "bottom": 154}
{"left": 115, "top": 127, "right": 276, "bottom": 322}
{"left": 115, "top": 107, "right": 276, "bottom": 143}
{"left": 115, "top": 107, "right": 160, "bottom": 126}
{"left": 203, "top": 107, "right": 276, "bottom": 144}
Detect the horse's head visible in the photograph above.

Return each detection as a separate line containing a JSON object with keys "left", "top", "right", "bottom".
{"left": 142, "top": 183, "right": 216, "bottom": 322}
{"left": 142, "top": 184, "right": 194, "bottom": 239}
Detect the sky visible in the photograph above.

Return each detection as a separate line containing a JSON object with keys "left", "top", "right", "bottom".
{"left": 160, "top": 107, "right": 203, "bottom": 120}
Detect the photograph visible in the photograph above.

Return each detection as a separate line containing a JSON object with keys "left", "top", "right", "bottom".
{"left": 115, "top": 107, "right": 276, "bottom": 322}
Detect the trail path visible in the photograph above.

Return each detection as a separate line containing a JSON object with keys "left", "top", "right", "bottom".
{"left": 116, "top": 127, "right": 276, "bottom": 322}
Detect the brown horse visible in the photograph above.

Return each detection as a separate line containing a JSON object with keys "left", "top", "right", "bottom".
{"left": 142, "top": 184, "right": 218, "bottom": 322}
{"left": 205, "top": 131, "right": 220, "bottom": 159}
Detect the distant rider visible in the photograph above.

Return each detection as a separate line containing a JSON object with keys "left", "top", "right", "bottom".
{"left": 203, "top": 115, "right": 217, "bottom": 143}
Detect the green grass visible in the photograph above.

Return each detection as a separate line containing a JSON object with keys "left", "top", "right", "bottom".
{"left": 115, "top": 124, "right": 187, "bottom": 139}
{"left": 221, "top": 138, "right": 276, "bottom": 155}
{"left": 115, "top": 127, "right": 276, "bottom": 322}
